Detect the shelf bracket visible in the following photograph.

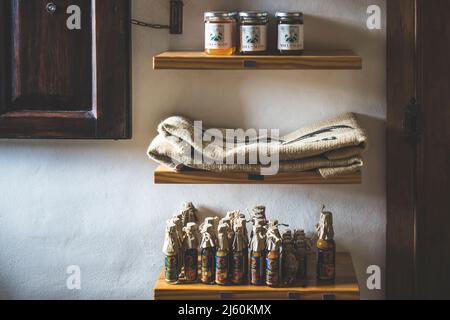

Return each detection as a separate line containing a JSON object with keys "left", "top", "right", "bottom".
{"left": 288, "top": 292, "right": 302, "bottom": 300}
{"left": 243, "top": 60, "right": 257, "bottom": 68}
{"left": 248, "top": 174, "right": 265, "bottom": 181}
{"left": 220, "top": 291, "right": 233, "bottom": 300}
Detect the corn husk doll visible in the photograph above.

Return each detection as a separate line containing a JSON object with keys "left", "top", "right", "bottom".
{"left": 266, "top": 221, "right": 283, "bottom": 287}
{"left": 182, "top": 222, "right": 199, "bottom": 283}
{"left": 163, "top": 222, "right": 181, "bottom": 284}
{"left": 250, "top": 223, "right": 266, "bottom": 285}
{"left": 200, "top": 223, "right": 217, "bottom": 284}
{"left": 216, "top": 223, "right": 231, "bottom": 285}
{"left": 181, "top": 202, "right": 198, "bottom": 227}
{"left": 316, "top": 206, "right": 336, "bottom": 281}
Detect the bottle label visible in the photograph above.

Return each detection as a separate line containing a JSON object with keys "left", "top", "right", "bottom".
{"left": 165, "top": 254, "right": 178, "bottom": 283}
{"left": 250, "top": 252, "right": 264, "bottom": 285}
{"left": 240, "top": 25, "right": 267, "bottom": 52}
{"left": 266, "top": 252, "right": 280, "bottom": 286}
{"left": 205, "top": 23, "right": 233, "bottom": 49}
{"left": 317, "top": 248, "right": 336, "bottom": 280}
{"left": 231, "top": 252, "right": 244, "bottom": 284}
{"left": 184, "top": 249, "right": 198, "bottom": 282}
{"left": 201, "top": 248, "right": 215, "bottom": 284}
{"left": 278, "top": 24, "right": 304, "bottom": 51}
{"left": 215, "top": 250, "right": 229, "bottom": 284}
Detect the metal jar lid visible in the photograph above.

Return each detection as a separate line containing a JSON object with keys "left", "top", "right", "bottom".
{"left": 238, "top": 11, "right": 269, "bottom": 18}
{"left": 204, "top": 11, "right": 237, "bottom": 20}
{"left": 275, "top": 12, "right": 304, "bottom": 19}
{"left": 239, "top": 11, "right": 269, "bottom": 23}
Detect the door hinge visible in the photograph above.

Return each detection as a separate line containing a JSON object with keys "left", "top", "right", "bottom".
{"left": 403, "top": 98, "right": 423, "bottom": 143}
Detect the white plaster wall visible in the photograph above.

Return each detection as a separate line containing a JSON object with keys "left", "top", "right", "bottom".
{"left": 0, "top": 0, "right": 386, "bottom": 300}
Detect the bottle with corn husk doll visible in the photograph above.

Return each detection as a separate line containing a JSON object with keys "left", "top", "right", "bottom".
{"left": 265, "top": 221, "right": 283, "bottom": 287}
{"left": 294, "top": 229, "right": 311, "bottom": 281}
{"left": 200, "top": 223, "right": 217, "bottom": 284}
{"left": 170, "top": 216, "right": 184, "bottom": 278}
{"left": 163, "top": 222, "right": 181, "bottom": 284}
{"left": 280, "top": 229, "right": 299, "bottom": 287}
{"left": 215, "top": 223, "right": 231, "bottom": 285}
{"left": 182, "top": 222, "right": 199, "bottom": 283}
{"left": 250, "top": 223, "right": 266, "bottom": 285}
{"left": 231, "top": 219, "right": 247, "bottom": 285}
{"left": 316, "top": 206, "right": 336, "bottom": 281}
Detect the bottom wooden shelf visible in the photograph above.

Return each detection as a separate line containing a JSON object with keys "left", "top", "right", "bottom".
{"left": 154, "top": 253, "right": 360, "bottom": 300}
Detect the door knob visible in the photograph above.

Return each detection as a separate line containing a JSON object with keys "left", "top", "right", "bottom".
{"left": 46, "top": 3, "right": 57, "bottom": 14}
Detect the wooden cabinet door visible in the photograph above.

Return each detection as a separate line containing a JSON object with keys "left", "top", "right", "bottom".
{"left": 387, "top": 0, "right": 450, "bottom": 299}
{"left": 0, "top": 0, "right": 131, "bottom": 139}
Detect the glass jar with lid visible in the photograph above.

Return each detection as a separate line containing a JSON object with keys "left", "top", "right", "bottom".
{"left": 275, "top": 12, "right": 304, "bottom": 55}
{"left": 204, "top": 11, "right": 237, "bottom": 56}
{"left": 238, "top": 12, "right": 269, "bottom": 55}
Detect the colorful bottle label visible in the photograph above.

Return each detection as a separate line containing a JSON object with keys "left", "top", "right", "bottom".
{"left": 184, "top": 249, "right": 198, "bottom": 282}
{"left": 266, "top": 251, "right": 280, "bottom": 287}
{"left": 240, "top": 25, "right": 267, "bottom": 52}
{"left": 215, "top": 250, "right": 229, "bottom": 285}
{"left": 250, "top": 251, "right": 264, "bottom": 285}
{"left": 165, "top": 254, "right": 178, "bottom": 283}
{"left": 297, "top": 252, "right": 307, "bottom": 280}
{"left": 201, "top": 248, "right": 215, "bottom": 284}
{"left": 231, "top": 252, "right": 244, "bottom": 284}
{"left": 205, "top": 23, "right": 233, "bottom": 49}
{"left": 278, "top": 24, "right": 304, "bottom": 51}
{"left": 317, "top": 248, "right": 336, "bottom": 280}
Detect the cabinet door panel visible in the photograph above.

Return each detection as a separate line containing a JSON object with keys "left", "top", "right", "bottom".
{"left": 10, "top": 0, "right": 92, "bottom": 111}
{"left": 0, "top": 0, "right": 131, "bottom": 139}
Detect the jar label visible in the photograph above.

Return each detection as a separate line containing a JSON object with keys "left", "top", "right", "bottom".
{"left": 240, "top": 25, "right": 267, "bottom": 52}
{"left": 205, "top": 23, "right": 233, "bottom": 49}
{"left": 278, "top": 24, "right": 304, "bottom": 51}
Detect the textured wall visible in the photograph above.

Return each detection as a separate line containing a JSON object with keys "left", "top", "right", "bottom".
{"left": 0, "top": 0, "right": 386, "bottom": 300}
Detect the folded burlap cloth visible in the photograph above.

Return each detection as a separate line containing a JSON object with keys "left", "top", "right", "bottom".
{"left": 147, "top": 113, "right": 368, "bottom": 178}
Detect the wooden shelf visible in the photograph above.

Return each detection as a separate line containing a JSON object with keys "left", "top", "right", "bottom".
{"left": 153, "top": 50, "right": 362, "bottom": 70}
{"left": 154, "top": 166, "right": 362, "bottom": 185}
{"left": 154, "top": 253, "right": 360, "bottom": 300}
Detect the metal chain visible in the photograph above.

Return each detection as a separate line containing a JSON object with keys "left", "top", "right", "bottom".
{"left": 131, "top": 19, "right": 170, "bottom": 29}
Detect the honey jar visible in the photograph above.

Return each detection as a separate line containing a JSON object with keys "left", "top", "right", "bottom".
{"left": 276, "top": 12, "right": 304, "bottom": 55}
{"left": 238, "top": 11, "right": 269, "bottom": 55}
{"left": 204, "top": 11, "right": 237, "bottom": 55}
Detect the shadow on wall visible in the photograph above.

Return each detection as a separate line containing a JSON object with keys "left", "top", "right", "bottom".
{"left": 0, "top": 275, "right": 12, "bottom": 300}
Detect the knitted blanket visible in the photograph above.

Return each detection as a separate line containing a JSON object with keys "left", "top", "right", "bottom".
{"left": 147, "top": 113, "right": 368, "bottom": 178}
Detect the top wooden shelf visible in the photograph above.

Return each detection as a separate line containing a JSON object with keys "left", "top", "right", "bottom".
{"left": 153, "top": 50, "right": 362, "bottom": 70}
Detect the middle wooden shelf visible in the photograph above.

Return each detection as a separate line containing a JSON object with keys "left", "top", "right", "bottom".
{"left": 154, "top": 166, "right": 362, "bottom": 185}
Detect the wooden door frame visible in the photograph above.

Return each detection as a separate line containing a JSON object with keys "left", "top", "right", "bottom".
{"left": 386, "top": 0, "right": 418, "bottom": 300}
